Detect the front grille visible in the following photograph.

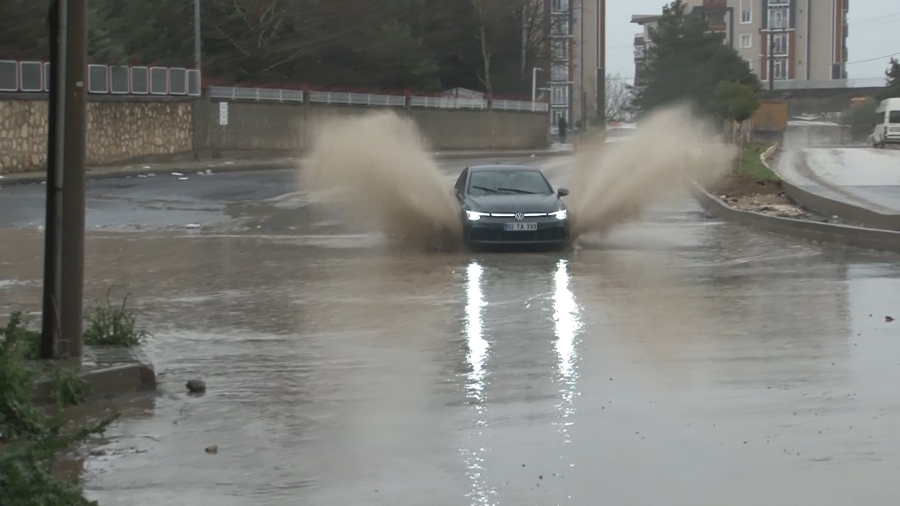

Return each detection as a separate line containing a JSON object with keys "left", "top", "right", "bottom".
{"left": 469, "top": 226, "right": 567, "bottom": 242}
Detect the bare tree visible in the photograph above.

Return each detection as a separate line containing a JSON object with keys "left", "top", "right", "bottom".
{"left": 583, "top": 73, "right": 634, "bottom": 124}
{"left": 470, "top": 0, "right": 493, "bottom": 96}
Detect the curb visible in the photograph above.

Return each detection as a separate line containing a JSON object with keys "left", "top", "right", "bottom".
{"left": 769, "top": 152, "right": 900, "bottom": 232}
{"left": 0, "top": 150, "right": 572, "bottom": 186}
{"left": 33, "top": 347, "right": 157, "bottom": 405}
{"left": 692, "top": 182, "right": 900, "bottom": 254}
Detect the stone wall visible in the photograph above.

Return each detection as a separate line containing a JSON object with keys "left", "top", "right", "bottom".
{"left": 0, "top": 99, "right": 48, "bottom": 173}
{"left": 205, "top": 101, "right": 548, "bottom": 155}
{"left": 0, "top": 95, "right": 193, "bottom": 174}
{"left": 1, "top": 94, "right": 549, "bottom": 174}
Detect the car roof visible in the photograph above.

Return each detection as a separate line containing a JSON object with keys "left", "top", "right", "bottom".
{"left": 467, "top": 164, "right": 542, "bottom": 172}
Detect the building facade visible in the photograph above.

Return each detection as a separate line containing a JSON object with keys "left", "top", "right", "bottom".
{"left": 548, "top": 0, "right": 573, "bottom": 135}
{"left": 632, "top": 0, "right": 849, "bottom": 86}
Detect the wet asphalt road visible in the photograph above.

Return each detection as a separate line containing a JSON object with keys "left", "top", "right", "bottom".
{"left": 2, "top": 157, "right": 900, "bottom": 505}
{"left": 777, "top": 148, "right": 900, "bottom": 214}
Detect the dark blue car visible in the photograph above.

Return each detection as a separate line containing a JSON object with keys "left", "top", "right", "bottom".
{"left": 453, "top": 165, "right": 570, "bottom": 250}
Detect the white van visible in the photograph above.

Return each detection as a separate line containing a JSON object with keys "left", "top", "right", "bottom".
{"left": 871, "top": 98, "right": 900, "bottom": 148}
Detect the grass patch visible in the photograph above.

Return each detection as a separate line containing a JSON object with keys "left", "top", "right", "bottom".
{"left": 83, "top": 293, "right": 150, "bottom": 347}
{"left": 733, "top": 142, "right": 779, "bottom": 182}
{"left": 1, "top": 312, "right": 116, "bottom": 506}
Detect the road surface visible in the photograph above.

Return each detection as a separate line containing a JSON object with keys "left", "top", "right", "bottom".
{"left": 2, "top": 156, "right": 900, "bottom": 505}
{"left": 777, "top": 148, "right": 900, "bottom": 214}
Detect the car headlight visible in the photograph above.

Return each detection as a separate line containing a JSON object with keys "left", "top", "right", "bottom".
{"left": 465, "top": 210, "right": 489, "bottom": 221}
{"left": 550, "top": 209, "right": 567, "bottom": 220}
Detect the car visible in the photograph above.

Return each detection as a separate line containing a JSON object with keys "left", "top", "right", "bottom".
{"left": 604, "top": 122, "right": 637, "bottom": 143}
{"left": 453, "top": 165, "right": 570, "bottom": 249}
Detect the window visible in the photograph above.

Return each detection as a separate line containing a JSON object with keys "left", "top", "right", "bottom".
{"left": 772, "top": 33, "right": 788, "bottom": 55}
{"left": 769, "top": 7, "right": 788, "bottom": 29}
{"left": 741, "top": 10, "right": 752, "bottom": 23}
{"left": 740, "top": 34, "right": 752, "bottom": 48}
{"left": 772, "top": 57, "right": 788, "bottom": 80}
{"left": 552, "top": 40, "right": 568, "bottom": 60}
{"left": 551, "top": 64, "right": 568, "bottom": 81}
{"left": 551, "top": 0, "right": 568, "bottom": 12}
{"left": 552, "top": 85, "right": 568, "bottom": 105}
{"left": 454, "top": 168, "right": 469, "bottom": 195}
{"left": 889, "top": 111, "right": 900, "bottom": 124}
{"left": 551, "top": 14, "right": 568, "bottom": 36}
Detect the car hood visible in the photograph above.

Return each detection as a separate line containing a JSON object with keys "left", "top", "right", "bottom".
{"left": 466, "top": 194, "right": 562, "bottom": 213}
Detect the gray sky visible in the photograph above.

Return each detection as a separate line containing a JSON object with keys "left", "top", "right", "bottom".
{"left": 607, "top": 0, "right": 898, "bottom": 82}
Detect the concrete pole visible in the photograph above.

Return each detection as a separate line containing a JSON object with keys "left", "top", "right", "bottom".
{"left": 41, "top": 0, "right": 66, "bottom": 359}
{"left": 597, "top": 0, "right": 606, "bottom": 128}
{"left": 194, "top": 0, "right": 202, "bottom": 70}
{"left": 59, "top": 0, "right": 88, "bottom": 359}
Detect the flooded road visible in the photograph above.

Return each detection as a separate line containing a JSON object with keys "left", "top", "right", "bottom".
{"left": 2, "top": 157, "right": 900, "bottom": 505}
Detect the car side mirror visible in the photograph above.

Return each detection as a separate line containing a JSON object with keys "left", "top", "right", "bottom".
{"left": 557, "top": 187, "right": 570, "bottom": 197}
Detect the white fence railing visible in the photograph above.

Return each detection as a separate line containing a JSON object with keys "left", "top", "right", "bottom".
{"left": 1, "top": 60, "right": 548, "bottom": 113}
{"left": 0, "top": 60, "right": 201, "bottom": 96}
{"left": 210, "top": 86, "right": 548, "bottom": 112}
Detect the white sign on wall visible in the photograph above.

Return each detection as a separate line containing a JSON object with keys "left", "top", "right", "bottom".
{"left": 218, "top": 102, "right": 229, "bottom": 126}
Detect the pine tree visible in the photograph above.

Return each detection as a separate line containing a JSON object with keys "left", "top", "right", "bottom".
{"left": 633, "top": 0, "right": 760, "bottom": 114}
{"left": 880, "top": 57, "right": 900, "bottom": 100}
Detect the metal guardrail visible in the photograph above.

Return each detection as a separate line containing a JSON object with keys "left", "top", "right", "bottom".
{"left": 212, "top": 86, "right": 548, "bottom": 112}
{"left": 1, "top": 60, "right": 548, "bottom": 113}
{"left": 209, "top": 86, "right": 304, "bottom": 102}
{"left": 0, "top": 60, "right": 201, "bottom": 96}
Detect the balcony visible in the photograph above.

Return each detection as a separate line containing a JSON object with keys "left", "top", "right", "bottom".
{"left": 703, "top": 0, "right": 727, "bottom": 9}
{"left": 634, "top": 45, "right": 646, "bottom": 60}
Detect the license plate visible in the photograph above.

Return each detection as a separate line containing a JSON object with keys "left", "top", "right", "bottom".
{"left": 504, "top": 222, "right": 537, "bottom": 231}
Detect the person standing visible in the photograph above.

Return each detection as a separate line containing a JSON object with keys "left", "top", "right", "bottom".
{"left": 557, "top": 115, "right": 568, "bottom": 144}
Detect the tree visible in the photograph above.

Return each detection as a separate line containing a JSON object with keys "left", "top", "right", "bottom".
{"left": 0, "top": 0, "right": 546, "bottom": 96}
{"left": 580, "top": 74, "right": 634, "bottom": 125}
{"left": 878, "top": 57, "right": 900, "bottom": 100}
{"left": 714, "top": 81, "right": 760, "bottom": 171}
{"left": 632, "top": 0, "right": 760, "bottom": 114}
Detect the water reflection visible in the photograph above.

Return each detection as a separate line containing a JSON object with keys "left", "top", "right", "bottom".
{"left": 552, "top": 259, "right": 582, "bottom": 443}
{"left": 462, "top": 261, "right": 494, "bottom": 505}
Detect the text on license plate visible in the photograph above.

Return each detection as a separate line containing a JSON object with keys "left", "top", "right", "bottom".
{"left": 504, "top": 222, "right": 537, "bottom": 231}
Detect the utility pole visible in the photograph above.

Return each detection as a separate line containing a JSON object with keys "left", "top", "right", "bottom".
{"left": 596, "top": 0, "right": 606, "bottom": 128}
{"left": 60, "top": 0, "right": 88, "bottom": 359}
{"left": 194, "top": 0, "right": 202, "bottom": 70}
{"left": 521, "top": 3, "right": 527, "bottom": 80}
{"left": 768, "top": 30, "right": 775, "bottom": 90}
{"left": 579, "top": 0, "right": 585, "bottom": 129}
{"left": 41, "top": 0, "right": 66, "bottom": 359}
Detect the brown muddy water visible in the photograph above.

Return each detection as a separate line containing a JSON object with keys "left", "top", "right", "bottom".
{"left": 1, "top": 123, "right": 900, "bottom": 504}
{"left": 2, "top": 172, "right": 900, "bottom": 504}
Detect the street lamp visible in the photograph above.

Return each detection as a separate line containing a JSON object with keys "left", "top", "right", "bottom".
{"left": 532, "top": 67, "right": 543, "bottom": 103}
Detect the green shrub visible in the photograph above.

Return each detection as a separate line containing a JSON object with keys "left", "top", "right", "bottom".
{"left": 83, "top": 294, "right": 150, "bottom": 347}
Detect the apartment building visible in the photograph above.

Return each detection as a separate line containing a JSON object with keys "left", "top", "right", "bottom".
{"left": 632, "top": 0, "right": 849, "bottom": 85}
{"left": 548, "top": 0, "right": 573, "bottom": 135}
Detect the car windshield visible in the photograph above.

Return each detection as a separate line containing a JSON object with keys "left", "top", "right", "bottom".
{"left": 889, "top": 111, "right": 900, "bottom": 124}
{"left": 468, "top": 169, "right": 552, "bottom": 196}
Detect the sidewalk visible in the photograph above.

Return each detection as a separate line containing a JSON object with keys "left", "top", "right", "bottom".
{"left": 774, "top": 148, "right": 900, "bottom": 230}
{"left": 0, "top": 148, "right": 574, "bottom": 186}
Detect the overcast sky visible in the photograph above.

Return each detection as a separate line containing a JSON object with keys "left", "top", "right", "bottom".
{"left": 606, "top": 0, "right": 898, "bottom": 82}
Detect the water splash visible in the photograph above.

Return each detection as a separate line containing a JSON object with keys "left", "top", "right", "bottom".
{"left": 301, "top": 111, "right": 462, "bottom": 250}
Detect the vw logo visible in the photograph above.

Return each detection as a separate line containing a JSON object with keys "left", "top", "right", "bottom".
{"left": 514, "top": 213, "right": 524, "bottom": 221}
